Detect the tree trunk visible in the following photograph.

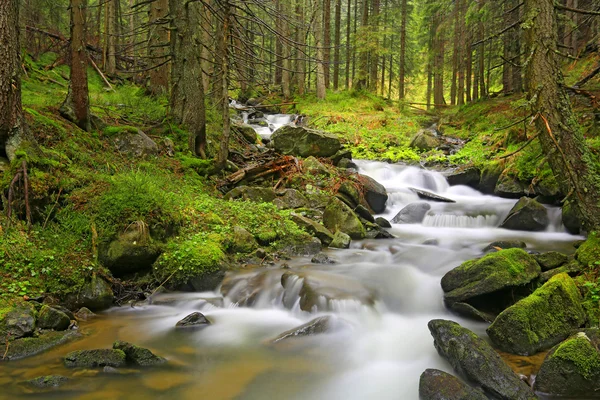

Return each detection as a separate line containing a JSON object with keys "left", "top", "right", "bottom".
{"left": 106, "top": 0, "right": 116, "bottom": 75}
{"left": 315, "top": 0, "right": 326, "bottom": 99}
{"left": 368, "top": 0, "right": 379, "bottom": 92}
{"left": 62, "top": 0, "right": 91, "bottom": 132}
{"left": 274, "top": 0, "right": 283, "bottom": 86}
{"left": 216, "top": 0, "right": 231, "bottom": 170}
{"left": 355, "top": 0, "right": 369, "bottom": 90}
{"left": 323, "top": 0, "right": 331, "bottom": 88}
{"left": 524, "top": 0, "right": 600, "bottom": 230}
{"left": 398, "top": 0, "right": 407, "bottom": 100}
{"left": 457, "top": 0, "right": 465, "bottom": 106}
{"left": 281, "top": 1, "right": 291, "bottom": 99}
{"left": 450, "top": 0, "right": 459, "bottom": 105}
{"left": 295, "top": 0, "right": 306, "bottom": 95}
{"left": 478, "top": 0, "right": 486, "bottom": 98}
{"left": 0, "top": 0, "right": 24, "bottom": 159}
{"left": 433, "top": 12, "right": 446, "bottom": 107}
{"left": 333, "top": 0, "right": 341, "bottom": 90}
{"left": 345, "top": 0, "right": 351, "bottom": 89}
{"left": 352, "top": 0, "right": 358, "bottom": 84}
{"left": 148, "top": 0, "right": 169, "bottom": 95}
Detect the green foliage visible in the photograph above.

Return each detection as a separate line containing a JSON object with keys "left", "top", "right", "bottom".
{"left": 102, "top": 125, "right": 139, "bottom": 137}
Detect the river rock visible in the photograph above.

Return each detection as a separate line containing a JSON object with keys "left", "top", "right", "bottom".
{"left": 100, "top": 228, "right": 163, "bottom": 277}
{"left": 329, "top": 231, "right": 351, "bottom": 249}
{"left": 495, "top": 171, "right": 526, "bottom": 198}
{"left": 112, "top": 129, "right": 158, "bottom": 157}
{"left": 442, "top": 249, "right": 541, "bottom": 317}
{"left": 358, "top": 174, "right": 388, "bottom": 213}
{"left": 64, "top": 349, "right": 127, "bottom": 368}
{"left": 330, "top": 148, "right": 353, "bottom": 165}
{"left": 37, "top": 305, "right": 70, "bottom": 331}
{"left": 25, "top": 375, "right": 71, "bottom": 389}
{"left": 224, "top": 186, "right": 277, "bottom": 203}
{"left": 446, "top": 167, "right": 481, "bottom": 190}
{"left": 281, "top": 270, "right": 375, "bottom": 312}
{"left": 232, "top": 122, "right": 260, "bottom": 144}
{"left": 482, "top": 240, "right": 527, "bottom": 253}
{"left": 113, "top": 340, "right": 166, "bottom": 366}
{"left": 354, "top": 204, "right": 375, "bottom": 223}
{"left": 303, "top": 156, "right": 330, "bottom": 176}
{"left": 230, "top": 226, "right": 257, "bottom": 253}
{"left": 391, "top": 203, "right": 431, "bottom": 224}
{"left": 487, "top": 273, "right": 586, "bottom": 356}
{"left": 500, "top": 197, "right": 549, "bottom": 231}
{"left": 479, "top": 162, "right": 503, "bottom": 194}
{"left": 291, "top": 213, "right": 334, "bottom": 246}
{"left": 65, "top": 275, "right": 114, "bottom": 311}
{"left": 337, "top": 158, "right": 358, "bottom": 170}
{"left": 271, "top": 316, "right": 336, "bottom": 343}
{"left": 311, "top": 253, "right": 336, "bottom": 264}
{"left": 74, "top": 307, "right": 96, "bottom": 321}
{"left": 271, "top": 125, "right": 341, "bottom": 157}
{"left": 419, "top": 369, "right": 487, "bottom": 400}
{"left": 534, "top": 332, "right": 600, "bottom": 397}
{"left": 338, "top": 181, "right": 361, "bottom": 208}
{"left": 0, "top": 300, "right": 36, "bottom": 342}
{"left": 428, "top": 319, "right": 536, "bottom": 400}
{"left": 323, "top": 197, "right": 366, "bottom": 240}
{"left": 2, "top": 330, "right": 81, "bottom": 361}
{"left": 273, "top": 189, "right": 307, "bottom": 209}
{"left": 409, "top": 188, "right": 456, "bottom": 203}
{"left": 409, "top": 130, "right": 442, "bottom": 151}
{"left": 176, "top": 312, "right": 211, "bottom": 328}
{"left": 281, "top": 237, "right": 322, "bottom": 256}
{"left": 534, "top": 251, "right": 570, "bottom": 271}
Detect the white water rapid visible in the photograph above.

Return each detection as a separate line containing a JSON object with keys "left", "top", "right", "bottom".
{"left": 2, "top": 161, "right": 582, "bottom": 400}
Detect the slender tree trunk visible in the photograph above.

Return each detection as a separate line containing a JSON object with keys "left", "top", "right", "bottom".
{"left": 323, "top": 0, "right": 331, "bottom": 88}
{"left": 450, "top": 1, "right": 459, "bottom": 105}
{"left": 281, "top": 1, "right": 291, "bottom": 99}
{"left": 217, "top": 0, "right": 231, "bottom": 170}
{"left": 295, "top": 0, "right": 306, "bottom": 95}
{"left": 62, "top": 0, "right": 91, "bottom": 132}
{"left": 148, "top": 0, "right": 169, "bottom": 95}
{"left": 380, "top": 0, "right": 387, "bottom": 97}
{"left": 352, "top": 0, "right": 358, "bottom": 84}
{"left": 274, "top": 0, "right": 283, "bottom": 86}
{"left": 457, "top": 0, "right": 465, "bottom": 106}
{"left": 200, "top": 1, "right": 212, "bottom": 93}
{"left": 333, "top": 0, "right": 341, "bottom": 90}
{"left": 355, "top": 0, "right": 369, "bottom": 90}
{"left": 368, "top": 0, "right": 379, "bottom": 92}
{"left": 106, "top": 0, "right": 116, "bottom": 74}
{"left": 478, "top": 0, "right": 486, "bottom": 98}
{"left": 315, "top": 0, "right": 326, "bottom": 99}
{"left": 524, "top": 0, "right": 600, "bottom": 230}
{"left": 433, "top": 12, "right": 446, "bottom": 107}
{"left": 398, "top": 0, "right": 407, "bottom": 100}
{"left": 0, "top": 0, "right": 24, "bottom": 159}
{"left": 345, "top": 0, "right": 351, "bottom": 89}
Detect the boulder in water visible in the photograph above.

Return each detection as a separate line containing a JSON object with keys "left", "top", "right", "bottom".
{"left": 409, "top": 130, "right": 442, "bottom": 151}
{"left": 271, "top": 316, "right": 336, "bottom": 343}
{"left": 37, "top": 305, "right": 70, "bottom": 331}
{"left": 419, "top": 369, "right": 487, "bottom": 400}
{"left": 534, "top": 251, "right": 570, "bottom": 271}
{"left": 562, "top": 200, "right": 582, "bottom": 235}
{"left": 329, "top": 231, "right": 351, "bottom": 249}
{"left": 358, "top": 174, "right": 388, "bottom": 213}
{"left": 534, "top": 331, "right": 600, "bottom": 397}
{"left": 323, "top": 198, "right": 366, "bottom": 240}
{"left": 487, "top": 273, "right": 586, "bottom": 355}
{"left": 64, "top": 349, "right": 127, "bottom": 368}
{"left": 2, "top": 330, "right": 81, "bottom": 361}
{"left": 375, "top": 217, "right": 391, "bottom": 228}
{"left": 113, "top": 340, "right": 167, "bottom": 366}
{"left": 311, "top": 253, "right": 336, "bottom": 264}
{"left": 409, "top": 187, "right": 455, "bottom": 203}
{"left": 446, "top": 167, "right": 482, "bottom": 190}
{"left": 482, "top": 240, "right": 527, "bottom": 253}
{"left": 175, "top": 312, "right": 211, "bottom": 328}
{"left": 494, "top": 170, "right": 526, "bottom": 198}
{"left": 100, "top": 228, "right": 163, "bottom": 277}
{"left": 330, "top": 149, "right": 353, "bottom": 165}
{"left": 427, "top": 319, "right": 536, "bottom": 400}
{"left": 25, "top": 375, "right": 71, "bottom": 389}
{"left": 0, "top": 300, "right": 37, "bottom": 342}
{"left": 271, "top": 125, "right": 341, "bottom": 157}
{"left": 391, "top": 202, "right": 431, "bottom": 224}
{"left": 290, "top": 213, "right": 334, "bottom": 246}
{"left": 232, "top": 122, "right": 260, "bottom": 144}
{"left": 74, "top": 307, "right": 96, "bottom": 321}
{"left": 63, "top": 274, "right": 114, "bottom": 312}
{"left": 337, "top": 158, "right": 358, "bottom": 170}
{"left": 500, "top": 197, "right": 549, "bottom": 231}
{"left": 442, "top": 248, "right": 541, "bottom": 318}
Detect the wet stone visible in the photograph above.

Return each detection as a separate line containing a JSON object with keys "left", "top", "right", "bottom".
{"left": 175, "top": 312, "right": 211, "bottom": 328}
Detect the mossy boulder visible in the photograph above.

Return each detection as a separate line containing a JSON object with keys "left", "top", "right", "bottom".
{"left": 534, "top": 251, "right": 570, "bottom": 271}
{"left": 482, "top": 240, "right": 526, "bottom": 253}
{"left": 113, "top": 340, "right": 166, "bottom": 366}
{"left": 419, "top": 369, "right": 487, "bottom": 400}
{"left": 2, "top": 330, "right": 81, "bottom": 361}
{"left": 111, "top": 128, "right": 158, "bottom": 158}
{"left": 64, "top": 349, "right": 127, "bottom": 368}
{"left": 409, "top": 130, "right": 442, "bottom": 151}
{"left": 100, "top": 229, "right": 163, "bottom": 277}
{"left": 232, "top": 122, "right": 260, "bottom": 144}
{"left": 230, "top": 226, "right": 257, "bottom": 253}
{"left": 273, "top": 189, "right": 307, "bottom": 209}
{"left": 0, "top": 300, "right": 37, "bottom": 343}
{"left": 323, "top": 197, "right": 366, "bottom": 240}
{"left": 338, "top": 181, "right": 361, "bottom": 208}
{"left": 65, "top": 275, "right": 114, "bottom": 312}
{"left": 271, "top": 125, "right": 341, "bottom": 157}
{"left": 479, "top": 162, "right": 503, "bottom": 194}
{"left": 495, "top": 171, "right": 526, "bottom": 198}
{"left": 291, "top": 213, "right": 334, "bottom": 246}
{"left": 329, "top": 231, "right": 351, "bottom": 249}
{"left": 499, "top": 197, "right": 549, "bottom": 231}
{"left": 575, "top": 232, "right": 600, "bottom": 267}
{"left": 442, "top": 248, "right": 541, "bottom": 310}
{"left": 428, "top": 320, "right": 536, "bottom": 400}
{"left": 25, "top": 375, "right": 70, "bottom": 389}
{"left": 487, "top": 273, "right": 586, "bottom": 355}
{"left": 37, "top": 305, "right": 70, "bottom": 331}
{"left": 224, "top": 186, "right": 277, "bottom": 203}
{"left": 303, "top": 156, "right": 330, "bottom": 176}
{"left": 534, "top": 332, "right": 600, "bottom": 397}
{"left": 562, "top": 200, "right": 582, "bottom": 235}
{"left": 391, "top": 202, "right": 431, "bottom": 224}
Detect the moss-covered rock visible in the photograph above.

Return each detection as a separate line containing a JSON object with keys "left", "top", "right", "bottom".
{"left": 357, "top": 174, "right": 388, "bottom": 214}
{"left": 2, "top": 330, "right": 81, "bottom": 361}
{"left": 25, "top": 375, "right": 71, "bottom": 389}
{"left": 487, "top": 273, "right": 586, "bottom": 355}
{"left": 499, "top": 197, "right": 549, "bottom": 232}
{"left": 111, "top": 128, "right": 158, "bottom": 157}
{"left": 64, "top": 274, "right": 114, "bottom": 312}
{"left": 427, "top": 319, "right": 536, "bottom": 400}
{"left": 419, "top": 369, "right": 487, "bottom": 400}
{"left": 562, "top": 200, "right": 582, "bottom": 235}
{"left": 64, "top": 349, "right": 127, "bottom": 368}
{"left": 323, "top": 197, "right": 366, "bottom": 240}
{"left": 442, "top": 248, "right": 541, "bottom": 307}
{"left": 495, "top": 171, "right": 526, "bottom": 198}
{"left": 481, "top": 240, "right": 526, "bottom": 253}
{"left": 303, "top": 156, "right": 330, "bottom": 176}
{"left": 329, "top": 231, "right": 351, "bottom": 249}
{"left": 273, "top": 189, "right": 307, "bottom": 209}
{"left": 271, "top": 125, "right": 341, "bottom": 157}
{"left": 446, "top": 167, "right": 482, "bottom": 190}
{"left": 534, "top": 332, "right": 600, "bottom": 396}
{"left": 224, "top": 186, "right": 277, "bottom": 203}
{"left": 291, "top": 213, "right": 334, "bottom": 246}
{"left": 37, "top": 305, "right": 70, "bottom": 331}
{"left": 409, "top": 130, "right": 442, "bottom": 151}
{"left": 232, "top": 122, "right": 260, "bottom": 144}
{"left": 534, "top": 251, "right": 570, "bottom": 271}
{"left": 575, "top": 232, "right": 600, "bottom": 267}
{"left": 113, "top": 340, "right": 166, "bottom": 366}
{"left": 230, "top": 226, "right": 258, "bottom": 253}
{"left": 100, "top": 229, "right": 163, "bottom": 277}
{"left": 0, "top": 300, "right": 37, "bottom": 343}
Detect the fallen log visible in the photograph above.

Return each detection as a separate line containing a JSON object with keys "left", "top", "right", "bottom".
{"left": 217, "top": 155, "right": 300, "bottom": 193}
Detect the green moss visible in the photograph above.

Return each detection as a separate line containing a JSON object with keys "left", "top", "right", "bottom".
{"left": 551, "top": 335, "right": 600, "bottom": 379}
{"left": 102, "top": 125, "right": 139, "bottom": 137}
{"left": 576, "top": 232, "right": 600, "bottom": 267}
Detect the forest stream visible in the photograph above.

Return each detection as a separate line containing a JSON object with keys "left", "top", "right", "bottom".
{"left": 0, "top": 156, "right": 582, "bottom": 399}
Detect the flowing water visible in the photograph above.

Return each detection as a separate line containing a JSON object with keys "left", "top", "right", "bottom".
{"left": 1, "top": 160, "right": 582, "bottom": 399}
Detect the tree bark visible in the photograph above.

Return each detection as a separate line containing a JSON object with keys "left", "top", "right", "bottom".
{"left": 398, "top": 0, "right": 407, "bottom": 100}
{"left": 106, "top": 0, "right": 116, "bottom": 75}
{"left": 0, "top": 0, "right": 24, "bottom": 159}
{"left": 524, "top": 0, "right": 600, "bottom": 230}
{"left": 62, "top": 0, "right": 91, "bottom": 132}
{"left": 355, "top": 0, "right": 369, "bottom": 90}
{"left": 433, "top": 11, "right": 446, "bottom": 107}
{"left": 315, "top": 0, "right": 326, "bottom": 99}
{"left": 368, "top": 0, "right": 379, "bottom": 92}
{"left": 333, "top": 0, "right": 341, "bottom": 90}
{"left": 323, "top": 0, "right": 331, "bottom": 88}
{"left": 345, "top": 0, "right": 351, "bottom": 89}
{"left": 295, "top": 0, "right": 306, "bottom": 95}
{"left": 216, "top": 0, "right": 231, "bottom": 170}
{"left": 148, "top": 0, "right": 169, "bottom": 95}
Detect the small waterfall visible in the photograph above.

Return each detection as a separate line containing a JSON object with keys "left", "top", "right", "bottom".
{"left": 422, "top": 213, "right": 499, "bottom": 228}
